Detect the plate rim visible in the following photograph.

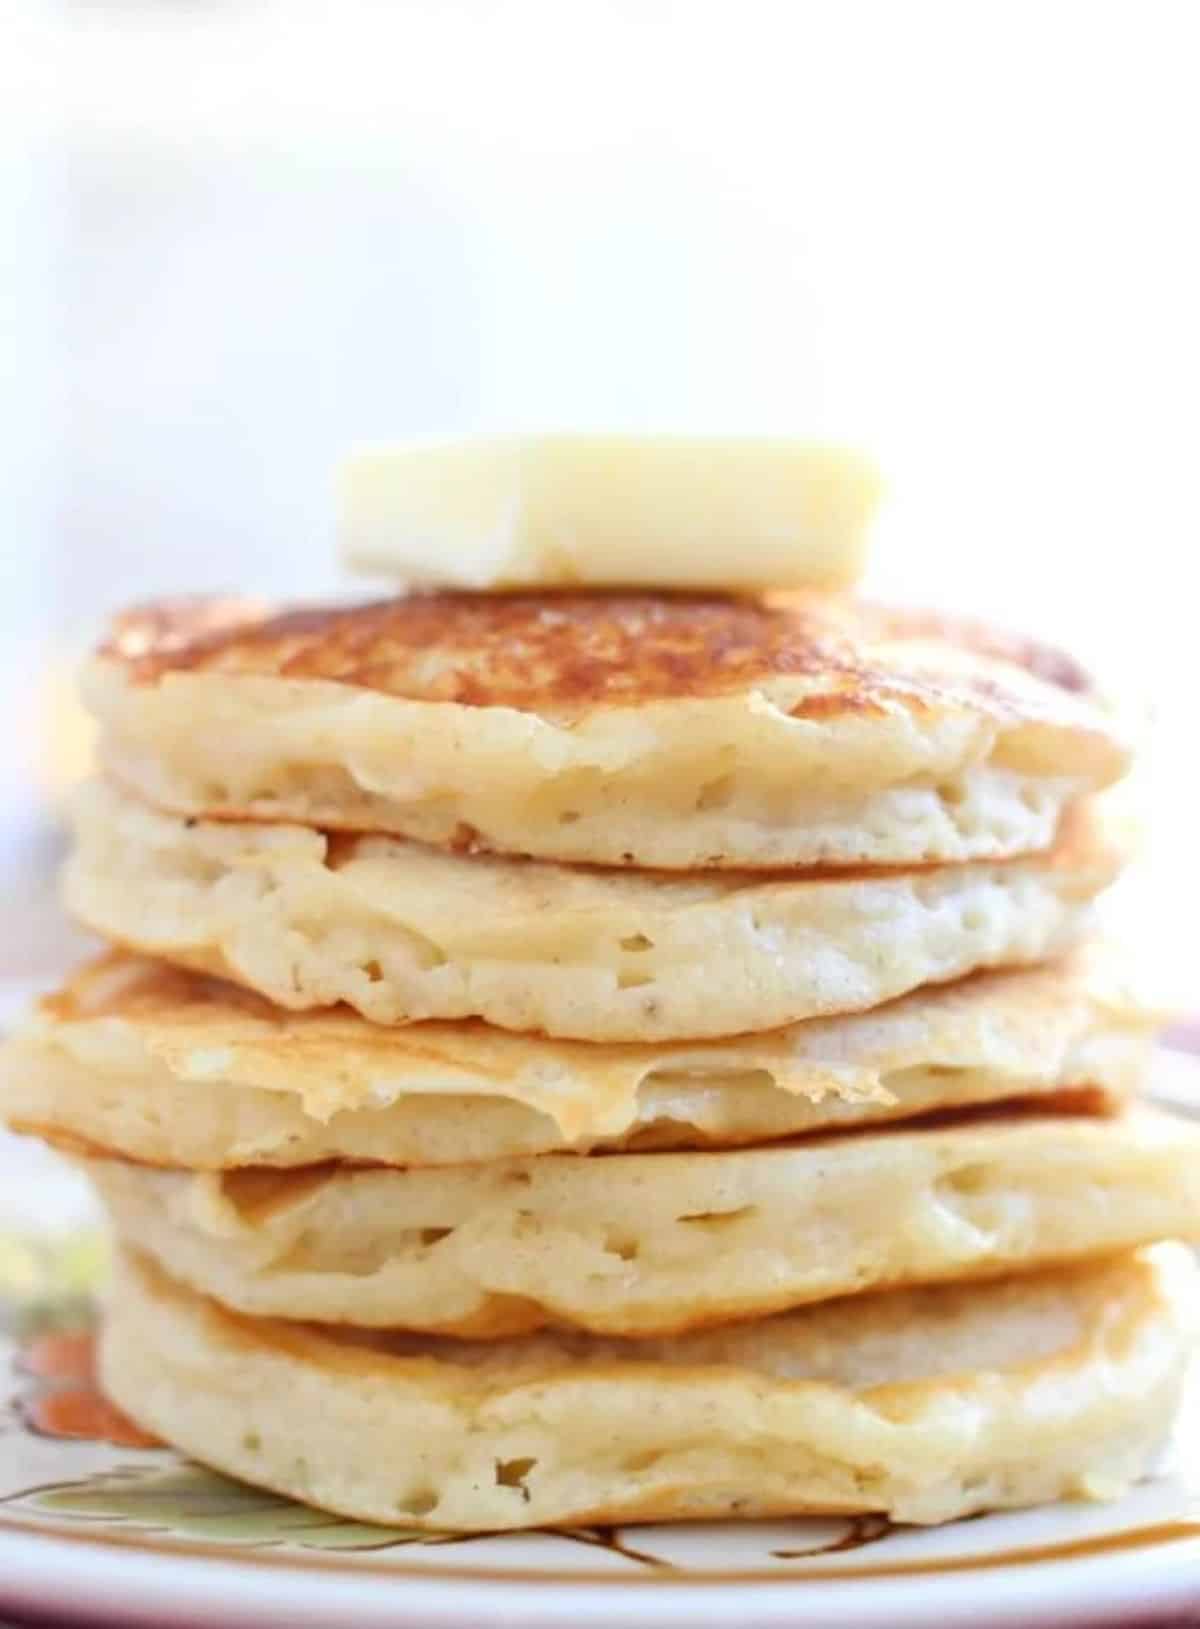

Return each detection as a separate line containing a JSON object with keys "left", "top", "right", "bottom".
{"left": 1, "top": 1502, "right": 1199, "bottom": 1587}
{"left": 1, "top": 1519, "right": 1199, "bottom": 1629}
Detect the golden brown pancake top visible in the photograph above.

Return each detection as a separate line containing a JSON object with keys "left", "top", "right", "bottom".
{"left": 100, "top": 591, "right": 1096, "bottom": 713}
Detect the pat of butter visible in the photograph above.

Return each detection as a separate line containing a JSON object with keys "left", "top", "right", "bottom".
{"left": 338, "top": 434, "right": 880, "bottom": 591}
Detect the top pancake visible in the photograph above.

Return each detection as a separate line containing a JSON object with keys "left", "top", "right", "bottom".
{"left": 100, "top": 592, "right": 1098, "bottom": 708}
{"left": 86, "top": 591, "right": 1130, "bottom": 870}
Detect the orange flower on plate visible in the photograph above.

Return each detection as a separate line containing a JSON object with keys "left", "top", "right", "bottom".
{"left": 16, "top": 1328, "right": 160, "bottom": 1449}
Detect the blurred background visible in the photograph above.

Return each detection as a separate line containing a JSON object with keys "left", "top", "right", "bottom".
{"left": 1, "top": 0, "right": 1198, "bottom": 1008}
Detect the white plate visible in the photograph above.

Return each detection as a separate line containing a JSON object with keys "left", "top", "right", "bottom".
{"left": 0, "top": 1067, "right": 1198, "bottom": 1628}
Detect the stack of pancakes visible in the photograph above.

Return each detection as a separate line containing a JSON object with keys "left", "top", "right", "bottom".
{"left": 3, "top": 589, "right": 1198, "bottom": 1530}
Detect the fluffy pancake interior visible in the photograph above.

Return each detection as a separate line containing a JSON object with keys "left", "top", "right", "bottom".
{"left": 82, "top": 1106, "right": 1200, "bottom": 1338}
{"left": 62, "top": 781, "right": 1122, "bottom": 1041}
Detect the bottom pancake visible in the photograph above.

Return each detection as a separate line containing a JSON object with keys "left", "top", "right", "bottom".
{"left": 84, "top": 1107, "right": 1200, "bottom": 1336}
{"left": 101, "top": 1245, "right": 1197, "bottom": 1531}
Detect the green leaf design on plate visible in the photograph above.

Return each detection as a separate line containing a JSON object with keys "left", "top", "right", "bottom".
{"left": 25, "top": 1462, "right": 434, "bottom": 1550}
{"left": 0, "top": 1229, "right": 109, "bottom": 1337}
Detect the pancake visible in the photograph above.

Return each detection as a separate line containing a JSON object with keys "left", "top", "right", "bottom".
{"left": 85, "top": 591, "right": 1129, "bottom": 870}
{"left": 101, "top": 1245, "right": 1198, "bottom": 1529}
{"left": 0, "top": 951, "right": 1148, "bottom": 1169}
{"left": 83, "top": 1108, "right": 1200, "bottom": 1338}
{"left": 64, "top": 780, "right": 1119, "bottom": 1042}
